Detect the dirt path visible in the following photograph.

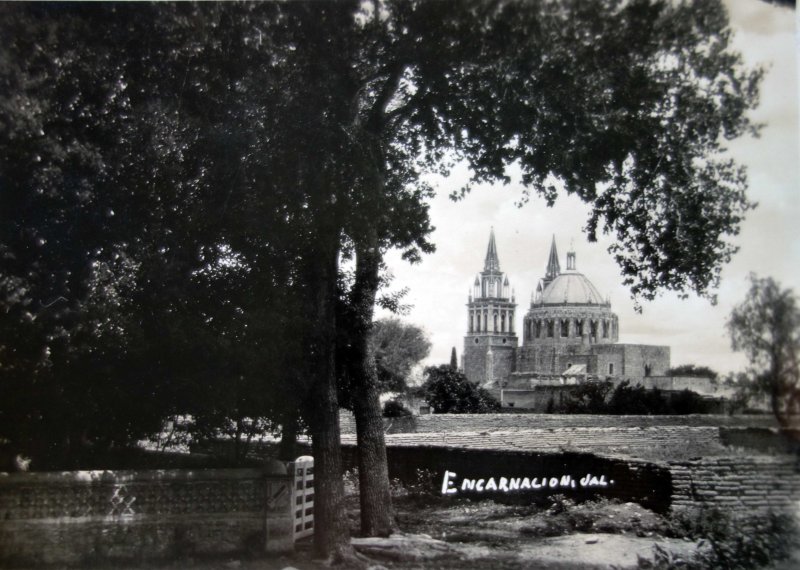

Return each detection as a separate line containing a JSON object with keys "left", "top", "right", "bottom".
{"left": 352, "top": 532, "right": 702, "bottom": 569}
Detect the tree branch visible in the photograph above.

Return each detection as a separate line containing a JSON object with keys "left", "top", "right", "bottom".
{"left": 367, "top": 62, "right": 408, "bottom": 132}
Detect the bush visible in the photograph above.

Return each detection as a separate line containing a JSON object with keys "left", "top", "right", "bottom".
{"left": 669, "top": 389, "right": 713, "bottom": 414}
{"left": 606, "top": 382, "right": 713, "bottom": 415}
{"left": 543, "top": 381, "right": 713, "bottom": 415}
{"left": 642, "top": 507, "right": 800, "bottom": 569}
{"left": 382, "top": 399, "right": 413, "bottom": 418}
{"left": 667, "top": 365, "right": 718, "bottom": 380}
{"left": 562, "top": 381, "right": 614, "bottom": 413}
{"left": 421, "top": 365, "right": 501, "bottom": 413}
{"left": 607, "top": 381, "right": 668, "bottom": 414}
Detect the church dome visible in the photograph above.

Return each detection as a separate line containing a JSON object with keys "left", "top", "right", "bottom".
{"left": 540, "top": 270, "right": 605, "bottom": 305}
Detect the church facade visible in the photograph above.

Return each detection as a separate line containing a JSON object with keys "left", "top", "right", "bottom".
{"left": 463, "top": 230, "right": 671, "bottom": 401}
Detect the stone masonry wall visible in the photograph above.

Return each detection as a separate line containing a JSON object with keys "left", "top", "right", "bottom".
{"left": 618, "top": 344, "right": 671, "bottom": 377}
{"left": 0, "top": 468, "right": 294, "bottom": 566}
{"left": 464, "top": 336, "right": 517, "bottom": 386}
{"left": 340, "top": 445, "right": 673, "bottom": 513}
{"left": 669, "top": 456, "right": 800, "bottom": 515}
{"left": 339, "top": 411, "right": 799, "bottom": 519}
{"left": 338, "top": 412, "right": 777, "bottom": 434}
{"left": 342, "top": 426, "right": 723, "bottom": 457}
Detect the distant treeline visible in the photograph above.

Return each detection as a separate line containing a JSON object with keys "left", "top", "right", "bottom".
{"left": 546, "top": 381, "right": 718, "bottom": 415}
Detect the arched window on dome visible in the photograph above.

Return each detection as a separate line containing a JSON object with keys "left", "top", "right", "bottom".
{"left": 560, "top": 319, "right": 570, "bottom": 337}
{"left": 602, "top": 320, "right": 609, "bottom": 338}
{"left": 575, "top": 319, "right": 584, "bottom": 337}
{"left": 590, "top": 320, "right": 598, "bottom": 341}
{"left": 547, "top": 320, "right": 554, "bottom": 338}
{"left": 536, "top": 320, "right": 542, "bottom": 338}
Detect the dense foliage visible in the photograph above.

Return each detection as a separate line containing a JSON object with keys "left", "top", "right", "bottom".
{"left": 0, "top": 3, "right": 310, "bottom": 463}
{"left": 666, "top": 365, "right": 718, "bottom": 380}
{"left": 382, "top": 399, "right": 414, "bottom": 418}
{"left": 371, "top": 319, "right": 431, "bottom": 394}
{"left": 0, "top": 0, "right": 764, "bottom": 557}
{"left": 550, "top": 381, "right": 714, "bottom": 414}
{"left": 646, "top": 508, "right": 799, "bottom": 570}
{"left": 422, "top": 365, "right": 501, "bottom": 413}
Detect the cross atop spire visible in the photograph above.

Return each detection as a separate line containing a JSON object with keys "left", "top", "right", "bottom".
{"left": 484, "top": 227, "right": 501, "bottom": 272}
{"left": 545, "top": 235, "right": 561, "bottom": 282}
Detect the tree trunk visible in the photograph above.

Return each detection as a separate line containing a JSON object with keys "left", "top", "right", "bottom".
{"left": 302, "top": 235, "right": 356, "bottom": 563}
{"left": 350, "top": 229, "right": 396, "bottom": 536}
{"left": 278, "top": 413, "right": 300, "bottom": 462}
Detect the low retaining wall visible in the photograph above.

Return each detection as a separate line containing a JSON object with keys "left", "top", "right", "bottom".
{"left": 0, "top": 468, "right": 294, "bottom": 566}
{"left": 340, "top": 445, "right": 673, "bottom": 513}
{"left": 340, "top": 413, "right": 777, "bottom": 435}
{"left": 669, "top": 456, "right": 800, "bottom": 515}
{"left": 719, "top": 427, "right": 800, "bottom": 455}
{"left": 342, "top": 426, "right": 724, "bottom": 457}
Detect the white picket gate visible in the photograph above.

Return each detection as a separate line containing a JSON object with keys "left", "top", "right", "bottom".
{"left": 291, "top": 456, "right": 314, "bottom": 540}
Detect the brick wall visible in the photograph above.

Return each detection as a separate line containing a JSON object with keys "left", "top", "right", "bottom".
{"left": 0, "top": 468, "right": 294, "bottom": 566}
{"left": 340, "top": 412, "right": 778, "bottom": 434}
{"left": 669, "top": 456, "right": 800, "bottom": 515}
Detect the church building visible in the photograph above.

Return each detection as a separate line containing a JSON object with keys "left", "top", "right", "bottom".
{"left": 463, "top": 230, "right": 672, "bottom": 405}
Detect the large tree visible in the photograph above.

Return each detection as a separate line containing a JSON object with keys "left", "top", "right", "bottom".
{"left": 371, "top": 318, "right": 431, "bottom": 394}
{"left": 1, "top": 0, "right": 763, "bottom": 562}
{"left": 0, "top": 1, "right": 307, "bottom": 455}
{"left": 728, "top": 275, "right": 800, "bottom": 428}
{"left": 327, "top": 0, "right": 761, "bottom": 539}
{"left": 0, "top": 3, "right": 356, "bottom": 558}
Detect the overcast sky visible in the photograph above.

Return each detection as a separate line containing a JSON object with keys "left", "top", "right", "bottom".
{"left": 377, "top": 0, "right": 798, "bottom": 377}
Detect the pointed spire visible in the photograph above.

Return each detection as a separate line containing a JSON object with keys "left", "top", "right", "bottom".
{"left": 484, "top": 227, "right": 501, "bottom": 272}
{"left": 545, "top": 235, "right": 561, "bottom": 282}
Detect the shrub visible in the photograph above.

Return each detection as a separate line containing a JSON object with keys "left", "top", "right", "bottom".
{"left": 382, "top": 399, "right": 413, "bottom": 418}
{"left": 421, "top": 365, "right": 501, "bottom": 413}
{"left": 669, "top": 389, "right": 713, "bottom": 414}
{"left": 543, "top": 380, "right": 715, "bottom": 415}
{"left": 563, "top": 381, "right": 614, "bottom": 413}
{"left": 642, "top": 507, "right": 800, "bottom": 569}
{"left": 667, "top": 365, "right": 718, "bottom": 380}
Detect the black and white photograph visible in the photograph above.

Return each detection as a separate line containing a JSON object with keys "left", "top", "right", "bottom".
{"left": 0, "top": 1, "right": 797, "bottom": 569}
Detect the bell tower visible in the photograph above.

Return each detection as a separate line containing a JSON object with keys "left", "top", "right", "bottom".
{"left": 463, "top": 228, "right": 518, "bottom": 386}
